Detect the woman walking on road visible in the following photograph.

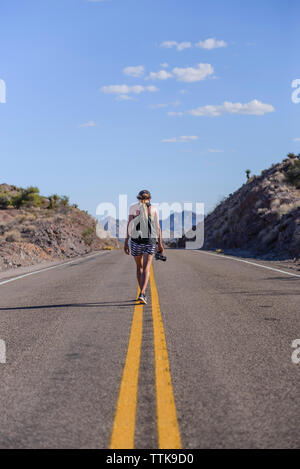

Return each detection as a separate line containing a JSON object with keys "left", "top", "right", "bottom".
{"left": 124, "top": 190, "right": 164, "bottom": 304}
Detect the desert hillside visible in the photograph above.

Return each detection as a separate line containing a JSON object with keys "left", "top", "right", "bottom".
{"left": 203, "top": 154, "right": 300, "bottom": 260}
{"left": 0, "top": 184, "right": 117, "bottom": 270}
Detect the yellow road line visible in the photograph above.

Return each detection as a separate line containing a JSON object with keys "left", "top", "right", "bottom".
{"left": 110, "top": 289, "right": 143, "bottom": 449}
{"left": 150, "top": 265, "right": 182, "bottom": 449}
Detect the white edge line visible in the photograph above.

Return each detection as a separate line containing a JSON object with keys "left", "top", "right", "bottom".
{"left": 195, "top": 250, "right": 300, "bottom": 278}
{"left": 0, "top": 251, "right": 108, "bottom": 287}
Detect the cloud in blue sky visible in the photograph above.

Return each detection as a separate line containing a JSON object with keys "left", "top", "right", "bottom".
{"left": 123, "top": 66, "right": 145, "bottom": 78}
{"left": 189, "top": 100, "right": 275, "bottom": 117}
{"left": 160, "top": 41, "right": 192, "bottom": 51}
{"left": 101, "top": 84, "right": 158, "bottom": 94}
{"left": 79, "top": 120, "right": 96, "bottom": 127}
{"left": 172, "top": 63, "right": 214, "bottom": 82}
{"left": 147, "top": 70, "right": 173, "bottom": 80}
{"left": 162, "top": 136, "right": 199, "bottom": 143}
{"left": 167, "top": 111, "right": 183, "bottom": 117}
{"left": 126, "top": 63, "right": 214, "bottom": 82}
{"left": 195, "top": 38, "right": 227, "bottom": 49}
{"left": 160, "top": 38, "right": 227, "bottom": 51}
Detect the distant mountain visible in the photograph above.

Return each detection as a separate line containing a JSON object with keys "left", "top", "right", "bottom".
{"left": 99, "top": 210, "right": 196, "bottom": 240}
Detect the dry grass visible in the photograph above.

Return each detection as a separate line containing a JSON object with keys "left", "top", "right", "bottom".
{"left": 5, "top": 230, "right": 21, "bottom": 242}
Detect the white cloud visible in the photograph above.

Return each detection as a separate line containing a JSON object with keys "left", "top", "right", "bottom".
{"left": 189, "top": 99, "right": 275, "bottom": 116}
{"left": 172, "top": 63, "right": 214, "bottom": 82}
{"left": 102, "top": 85, "right": 143, "bottom": 94}
{"left": 177, "top": 41, "right": 192, "bottom": 51}
{"left": 159, "top": 38, "right": 227, "bottom": 51}
{"left": 160, "top": 41, "right": 192, "bottom": 51}
{"left": 123, "top": 65, "right": 145, "bottom": 77}
{"left": 195, "top": 38, "right": 227, "bottom": 49}
{"left": 148, "top": 70, "right": 173, "bottom": 80}
{"left": 146, "top": 85, "right": 159, "bottom": 92}
{"left": 208, "top": 148, "right": 224, "bottom": 153}
{"left": 160, "top": 62, "right": 169, "bottom": 68}
{"left": 162, "top": 136, "right": 198, "bottom": 143}
{"left": 101, "top": 84, "right": 158, "bottom": 95}
{"left": 293, "top": 138, "right": 300, "bottom": 142}
{"left": 115, "top": 95, "right": 135, "bottom": 101}
{"left": 148, "top": 103, "right": 168, "bottom": 109}
{"left": 79, "top": 120, "right": 96, "bottom": 127}
{"left": 167, "top": 111, "right": 183, "bottom": 117}
{"left": 148, "top": 101, "right": 180, "bottom": 110}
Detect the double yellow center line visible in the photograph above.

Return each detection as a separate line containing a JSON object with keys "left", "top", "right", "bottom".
{"left": 110, "top": 265, "right": 181, "bottom": 449}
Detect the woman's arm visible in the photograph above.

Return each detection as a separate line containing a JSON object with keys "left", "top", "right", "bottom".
{"left": 155, "top": 211, "right": 164, "bottom": 253}
{"left": 124, "top": 214, "right": 134, "bottom": 255}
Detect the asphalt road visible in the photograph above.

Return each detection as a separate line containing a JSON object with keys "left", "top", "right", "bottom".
{"left": 0, "top": 249, "right": 299, "bottom": 449}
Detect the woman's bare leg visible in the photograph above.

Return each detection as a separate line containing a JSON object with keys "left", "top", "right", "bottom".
{"left": 141, "top": 253, "right": 154, "bottom": 295}
{"left": 134, "top": 255, "right": 143, "bottom": 290}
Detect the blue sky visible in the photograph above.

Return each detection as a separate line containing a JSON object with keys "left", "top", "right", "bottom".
{"left": 0, "top": 0, "right": 299, "bottom": 215}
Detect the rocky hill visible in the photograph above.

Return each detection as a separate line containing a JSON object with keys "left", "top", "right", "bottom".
{"left": 202, "top": 155, "right": 300, "bottom": 260}
{"left": 0, "top": 184, "right": 117, "bottom": 270}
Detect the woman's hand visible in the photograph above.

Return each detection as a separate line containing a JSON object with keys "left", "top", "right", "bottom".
{"left": 157, "top": 242, "right": 164, "bottom": 254}
{"left": 124, "top": 240, "right": 130, "bottom": 255}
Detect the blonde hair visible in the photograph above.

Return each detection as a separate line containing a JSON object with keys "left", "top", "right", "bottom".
{"left": 138, "top": 198, "right": 149, "bottom": 219}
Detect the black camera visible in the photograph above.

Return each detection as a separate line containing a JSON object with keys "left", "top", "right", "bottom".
{"left": 155, "top": 252, "right": 167, "bottom": 262}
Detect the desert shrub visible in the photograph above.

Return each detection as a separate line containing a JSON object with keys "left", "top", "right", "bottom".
{"left": 48, "top": 194, "right": 70, "bottom": 209}
{"left": 22, "top": 224, "right": 37, "bottom": 234}
{"left": 60, "top": 195, "right": 69, "bottom": 206}
{"left": 286, "top": 160, "right": 300, "bottom": 188}
{"left": 11, "top": 195, "right": 23, "bottom": 208}
{"left": 82, "top": 227, "right": 95, "bottom": 246}
{"left": 0, "top": 193, "right": 11, "bottom": 208}
{"left": 23, "top": 187, "right": 42, "bottom": 207}
{"left": 11, "top": 186, "right": 41, "bottom": 208}
{"left": 5, "top": 230, "right": 21, "bottom": 242}
{"left": 48, "top": 194, "right": 60, "bottom": 209}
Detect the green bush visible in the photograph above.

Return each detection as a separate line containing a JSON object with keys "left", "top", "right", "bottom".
{"left": 48, "top": 194, "right": 59, "bottom": 209}
{"left": 0, "top": 193, "right": 11, "bottom": 208}
{"left": 82, "top": 227, "right": 95, "bottom": 246}
{"left": 11, "top": 193, "right": 23, "bottom": 209}
{"left": 48, "top": 194, "right": 70, "bottom": 209}
{"left": 60, "top": 195, "right": 69, "bottom": 206}
{"left": 11, "top": 186, "right": 42, "bottom": 208}
{"left": 286, "top": 160, "right": 300, "bottom": 188}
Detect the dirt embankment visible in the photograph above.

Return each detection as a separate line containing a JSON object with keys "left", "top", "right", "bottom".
{"left": 0, "top": 185, "right": 117, "bottom": 271}
{"left": 203, "top": 157, "right": 300, "bottom": 261}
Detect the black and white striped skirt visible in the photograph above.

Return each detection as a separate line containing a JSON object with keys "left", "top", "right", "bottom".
{"left": 130, "top": 239, "right": 157, "bottom": 256}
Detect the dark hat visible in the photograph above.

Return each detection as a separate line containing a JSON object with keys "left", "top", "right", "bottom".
{"left": 137, "top": 189, "right": 151, "bottom": 200}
